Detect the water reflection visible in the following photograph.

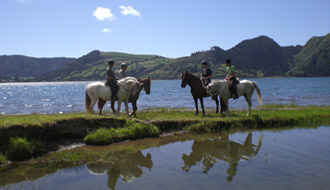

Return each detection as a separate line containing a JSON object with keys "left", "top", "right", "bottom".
{"left": 182, "top": 132, "right": 263, "bottom": 182}
{"left": 87, "top": 151, "right": 153, "bottom": 190}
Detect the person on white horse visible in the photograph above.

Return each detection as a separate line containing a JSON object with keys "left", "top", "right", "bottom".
{"left": 225, "top": 59, "right": 239, "bottom": 100}
{"left": 85, "top": 60, "right": 140, "bottom": 117}
{"left": 206, "top": 59, "right": 263, "bottom": 116}
{"left": 118, "top": 63, "right": 128, "bottom": 79}
{"left": 106, "top": 60, "right": 119, "bottom": 101}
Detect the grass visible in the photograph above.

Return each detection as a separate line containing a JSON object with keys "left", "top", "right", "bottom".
{"left": 138, "top": 105, "right": 330, "bottom": 122}
{"left": 7, "top": 137, "right": 44, "bottom": 161}
{"left": 0, "top": 113, "right": 107, "bottom": 128}
{"left": 1, "top": 105, "right": 329, "bottom": 128}
{"left": 84, "top": 121, "right": 160, "bottom": 145}
{"left": 0, "top": 154, "right": 6, "bottom": 164}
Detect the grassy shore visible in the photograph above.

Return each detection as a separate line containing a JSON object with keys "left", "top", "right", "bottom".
{"left": 1, "top": 105, "right": 330, "bottom": 128}
{"left": 0, "top": 104, "right": 329, "bottom": 159}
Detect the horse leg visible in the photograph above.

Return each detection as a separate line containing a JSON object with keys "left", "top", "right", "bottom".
{"left": 89, "top": 98, "right": 97, "bottom": 114}
{"left": 117, "top": 100, "right": 122, "bottom": 117}
{"left": 220, "top": 97, "right": 225, "bottom": 114}
{"left": 124, "top": 100, "right": 129, "bottom": 117}
{"left": 214, "top": 95, "right": 219, "bottom": 114}
{"left": 193, "top": 97, "right": 199, "bottom": 115}
{"left": 129, "top": 101, "right": 137, "bottom": 118}
{"left": 223, "top": 98, "right": 230, "bottom": 116}
{"left": 244, "top": 94, "right": 252, "bottom": 116}
{"left": 200, "top": 98, "right": 205, "bottom": 117}
{"left": 97, "top": 98, "right": 106, "bottom": 115}
{"left": 111, "top": 101, "right": 116, "bottom": 113}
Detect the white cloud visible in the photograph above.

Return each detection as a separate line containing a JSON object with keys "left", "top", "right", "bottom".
{"left": 119, "top": 6, "right": 141, "bottom": 17}
{"left": 102, "top": 28, "right": 112, "bottom": 33}
{"left": 93, "top": 7, "right": 115, "bottom": 21}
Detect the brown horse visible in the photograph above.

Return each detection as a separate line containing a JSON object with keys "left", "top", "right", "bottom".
{"left": 98, "top": 78, "right": 151, "bottom": 117}
{"left": 181, "top": 71, "right": 224, "bottom": 116}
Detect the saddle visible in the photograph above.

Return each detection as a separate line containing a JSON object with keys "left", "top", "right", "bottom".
{"left": 227, "top": 77, "right": 239, "bottom": 99}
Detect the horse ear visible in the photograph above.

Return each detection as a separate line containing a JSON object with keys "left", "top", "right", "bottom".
{"left": 148, "top": 77, "right": 151, "bottom": 81}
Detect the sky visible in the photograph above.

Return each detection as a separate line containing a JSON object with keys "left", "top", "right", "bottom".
{"left": 1, "top": 0, "right": 330, "bottom": 58}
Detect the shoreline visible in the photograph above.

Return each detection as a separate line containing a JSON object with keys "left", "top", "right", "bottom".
{"left": 0, "top": 105, "right": 330, "bottom": 162}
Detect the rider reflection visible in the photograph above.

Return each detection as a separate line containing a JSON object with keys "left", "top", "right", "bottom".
{"left": 87, "top": 151, "right": 153, "bottom": 190}
{"left": 181, "top": 132, "right": 263, "bottom": 182}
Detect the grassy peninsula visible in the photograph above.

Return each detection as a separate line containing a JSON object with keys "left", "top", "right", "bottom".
{"left": 0, "top": 105, "right": 329, "bottom": 162}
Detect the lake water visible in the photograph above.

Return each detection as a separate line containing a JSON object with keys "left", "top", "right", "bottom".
{"left": 1, "top": 126, "right": 330, "bottom": 190}
{"left": 1, "top": 77, "right": 330, "bottom": 115}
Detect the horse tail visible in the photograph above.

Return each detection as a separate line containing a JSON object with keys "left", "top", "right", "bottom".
{"left": 85, "top": 90, "right": 93, "bottom": 114}
{"left": 253, "top": 82, "right": 263, "bottom": 106}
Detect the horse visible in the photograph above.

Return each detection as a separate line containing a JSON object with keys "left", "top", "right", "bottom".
{"left": 97, "top": 77, "right": 151, "bottom": 117}
{"left": 206, "top": 79, "right": 263, "bottom": 116}
{"left": 85, "top": 77, "right": 140, "bottom": 117}
{"left": 180, "top": 71, "right": 222, "bottom": 116}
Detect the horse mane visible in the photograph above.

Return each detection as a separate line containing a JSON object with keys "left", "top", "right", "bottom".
{"left": 185, "top": 72, "right": 200, "bottom": 81}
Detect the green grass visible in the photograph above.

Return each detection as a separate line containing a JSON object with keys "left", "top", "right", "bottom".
{"left": 84, "top": 121, "right": 160, "bottom": 145}
{"left": 0, "top": 113, "right": 106, "bottom": 128}
{"left": 0, "top": 154, "right": 6, "bottom": 164}
{"left": 1, "top": 105, "right": 330, "bottom": 129}
{"left": 7, "top": 137, "right": 44, "bottom": 161}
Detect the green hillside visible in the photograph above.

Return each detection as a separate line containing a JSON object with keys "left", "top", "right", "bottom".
{"left": 288, "top": 33, "right": 330, "bottom": 77}
{"left": 0, "top": 55, "right": 75, "bottom": 81}
{"left": 1, "top": 33, "right": 329, "bottom": 82}
{"left": 35, "top": 50, "right": 171, "bottom": 81}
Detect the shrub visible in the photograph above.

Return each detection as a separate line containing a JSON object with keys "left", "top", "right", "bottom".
{"left": 0, "top": 154, "right": 7, "bottom": 164}
{"left": 84, "top": 121, "right": 160, "bottom": 145}
{"left": 7, "top": 137, "right": 44, "bottom": 161}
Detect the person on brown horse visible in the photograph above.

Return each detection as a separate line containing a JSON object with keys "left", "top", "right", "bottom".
{"left": 106, "top": 60, "right": 119, "bottom": 101}
{"left": 200, "top": 60, "right": 212, "bottom": 86}
{"left": 224, "top": 59, "right": 238, "bottom": 99}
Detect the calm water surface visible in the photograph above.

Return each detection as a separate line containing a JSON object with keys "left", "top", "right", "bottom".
{"left": 1, "top": 77, "right": 330, "bottom": 115}
{"left": 1, "top": 126, "right": 330, "bottom": 190}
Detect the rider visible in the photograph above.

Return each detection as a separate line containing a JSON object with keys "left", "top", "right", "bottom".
{"left": 200, "top": 60, "right": 212, "bottom": 86}
{"left": 225, "top": 59, "right": 238, "bottom": 99}
{"left": 118, "top": 63, "right": 128, "bottom": 79}
{"left": 106, "top": 60, "right": 119, "bottom": 101}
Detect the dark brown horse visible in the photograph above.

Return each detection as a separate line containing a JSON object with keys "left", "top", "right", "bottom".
{"left": 181, "top": 71, "right": 224, "bottom": 116}
{"left": 98, "top": 78, "right": 151, "bottom": 117}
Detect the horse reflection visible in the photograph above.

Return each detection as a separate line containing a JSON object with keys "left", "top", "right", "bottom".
{"left": 87, "top": 151, "right": 153, "bottom": 190}
{"left": 182, "top": 132, "right": 263, "bottom": 182}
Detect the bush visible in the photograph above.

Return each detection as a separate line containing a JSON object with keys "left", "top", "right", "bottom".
{"left": 0, "top": 154, "right": 7, "bottom": 164}
{"left": 84, "top": 121, "right": 160, "bottom": 145}
{"left": 7, "top": 137, "right": 44, "bottom": 161}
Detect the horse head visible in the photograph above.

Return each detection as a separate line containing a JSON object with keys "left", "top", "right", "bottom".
{"left": 206, "top": 85, "right": 216, "bottom": 100}
{"left": 181, "top": 71, "right": 188, "bottom": 88}
{"left": 138, "top": 77, "right": 151, "bottom": 94}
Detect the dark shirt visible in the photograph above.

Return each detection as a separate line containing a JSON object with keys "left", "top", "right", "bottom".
{"left": 106, "top": 68, "right": 116, "bottom": 83}
{"left": 202, "top": 68, "right": 212, "bottom": 84}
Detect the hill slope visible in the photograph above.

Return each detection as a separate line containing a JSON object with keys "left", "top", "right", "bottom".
{"left": 288, "top": 33, "right": 330, "bottom": 77}
{"left": 1, "top": 33, "right": 329, "bottom": 81}
{"left": 0, "top": 55, "right": 75, "bottom": 81}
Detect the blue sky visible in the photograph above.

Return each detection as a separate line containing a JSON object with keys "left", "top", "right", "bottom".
{"left": 1, "top": 0, "right": 329, "bottom": 58}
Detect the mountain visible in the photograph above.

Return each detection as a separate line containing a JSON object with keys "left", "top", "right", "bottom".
{"left": 0, "top": 55, "right": 76, "bottom": 81}
{"left": 1, "top": 33, "right": 329, "bottom": 82}
{"left": 288, "top": 33, "right": 330, "bottom": 77}
{"left": 35, "top": 50, "right": 170, "bottom": 81}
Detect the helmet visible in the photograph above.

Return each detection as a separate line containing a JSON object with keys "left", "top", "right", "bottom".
{"left": 108, "top": 59, "right": 114, "bottom": 65}
{"left": 121, "top": 62, "right": 127, "bottom": 68}
{"left": 225, "top": 59, "right": 231, "bottom": 64}
{"left": 200, "top": 60, "right": 207, "bottom": 65}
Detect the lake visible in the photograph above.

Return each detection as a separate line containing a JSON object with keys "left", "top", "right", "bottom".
{"left": 1, "top": 126, "right": 330, "bottom": 190}
{"left": 1, "top": 77, "right": 330, "bottom": 115}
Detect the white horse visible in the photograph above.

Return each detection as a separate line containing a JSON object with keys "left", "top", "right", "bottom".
{"left": 85, "top": 77, "right": 140, "bottom": 117}
{"left": 206, "top": 80, "right": 263, "bottom": 116}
